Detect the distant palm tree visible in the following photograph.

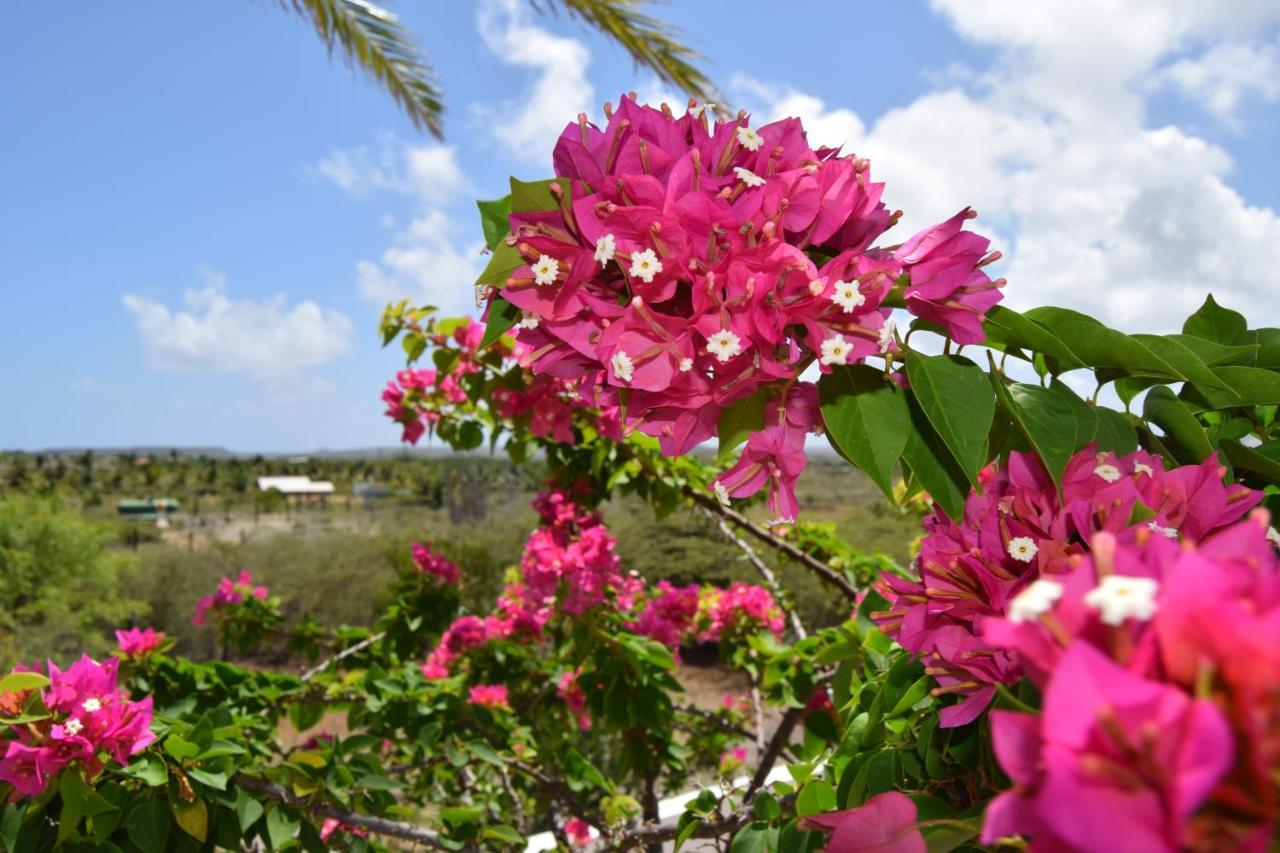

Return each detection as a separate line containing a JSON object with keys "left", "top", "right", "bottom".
{"left": 279, "top": 0, "right": 715, "bottom": 139}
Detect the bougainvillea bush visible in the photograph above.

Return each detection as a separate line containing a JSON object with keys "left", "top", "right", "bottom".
{"left": 5, "top": 96, "right": 1280, "bottom": 851}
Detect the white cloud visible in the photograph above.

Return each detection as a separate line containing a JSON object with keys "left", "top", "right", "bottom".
{"left": 474, "top": 0, "right": 594, "bottom": 161}
{"left": 315, "top": 138, "right": 484, "bottom": 312}
{"left": 1155, "top": 39, "right": 1280, "bottom": 123}
{"left": 735, "top": 1, "right": 1280, "bottom": 331}
{"left": 122, "top": 270, "right": 352, "bottom": 379}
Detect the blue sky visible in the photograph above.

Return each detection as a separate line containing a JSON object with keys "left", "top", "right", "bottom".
{"left": 3, "top": 0, "right": 1279, "bottom": 452}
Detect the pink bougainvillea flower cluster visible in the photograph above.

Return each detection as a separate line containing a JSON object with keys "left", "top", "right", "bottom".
{"left": 319, "top": 819, "right": 369, "bottom": 844}
{"left": 486, "top": 95, "right": 1002, "bottom": 521}
{"left": 114, "top": 626, "right": 167, "bottom": 660}
{"left": 557, "top": 670, "right": 592, "bottom": 731}
{"left": 701, "top": 580, "right": 786, "bottom": 642}
{"left": 874, "top": 446, "right": 1261, "bottom": 727}
{"left": 564, "top": 817, "right": 595, "bottom": 847}
{"left": 191, "top": 570, "right": 269, "bottom": 626}
{"left": 467, "top": 684, "right": 510, "bottom": 710}
{"left": 0, "top": 656, "right": 154, "bottom": 799}
{"left": 980, "top": 513, "right": 1280, "bottom": 850}
{"left": 410, "top": 541, "right": 460, "bottom": 585}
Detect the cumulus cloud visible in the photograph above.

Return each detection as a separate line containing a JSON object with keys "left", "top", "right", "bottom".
{"left": 736, "top": 0, "right": 1280, "bottom": 331}
{"left": 474, "top": 0, "right": 594, "bottom": 160}
{"left": 122, "top": 270, "right": 352, "bottom": 379}
{"left": 314, "top": 137, "right": 484, "bottom": 312}
{"left": 1155, "top": 39, "right": 1280, "bottom": 123}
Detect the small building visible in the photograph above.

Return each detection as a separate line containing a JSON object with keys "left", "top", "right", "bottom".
{"left": 116, "top": 498, "right": 180, "bottom": 524}
{"left": 255, "top": 476, "right": 335, "bottom": 495}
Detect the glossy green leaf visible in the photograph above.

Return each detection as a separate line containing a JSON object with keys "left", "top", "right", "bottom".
{"left": 1024, "top": 307, "right": 1181, "bottom": 379}
{"left": 796, "top": 779, "right": 837, "bottom": 816}
{"left": 992, "top": 380, "right": 1079, "bottom": 490}
{"left": 235, "top": 789, "right": 264, "bottom": 833}
{"left": 1145, "top": 386, "right": 1215, "bottom": 463}
{"left": 60, "top": 769, "right": 115, "bottom": 817}
{"left": 125, "top": 800, "right": 171, "bottom": 853}
{"left": 172, "top": 799, "right": 208, "bottom": 843}
{"left": 266, "top": 806, "right": 299, "bottom": 849}
{"left": 0, "top": 673, "right": 48, "bottom": 694}
{"left": 1220, "top": 440, "right": 1280, "bottom": 484}
{"left": 904, "top": 354, "right": 993, "bottom": 488}
{"left": 508, "top": 177, "right": 569, "bottom": 213}
{"left": 981, "top": 305, "right": 1083, "bottom": 369}
{"left": 479, "top": 296, "right": 520, "bottom": 349}
{"left": 1183, "top": 294, "right": 1247, "bottom": 345}
{"left": 475, "top": 196, "right": 512, "bottom": 251}
{"left": 475, "top": 240, "right": 524, "bottom": 288}
{"left": 900, "top": 392, "right": 970, "bottom": 521}
{"left": 121, "top": 754, "right": 168, "bottom": 787}
{"left": 818, "top": 365, "right": 911, "bottom": 499}
{"left": 1164, "top": 333, "right": 1258, "bottom": 367}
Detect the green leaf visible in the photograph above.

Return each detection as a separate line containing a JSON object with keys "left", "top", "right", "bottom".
{"left": 981, "top": 305, "right": 1083, "bottom": 369}
{"left": 172, "top": 799, "right": 208, "bottom": 843}
{"left": 467, "top": 741, "right": 504, "bottom": 767}
{"left": 186, "top": 768, "right": 227, "bottom": 791}
{"left": 235, "top": 789, "right": 264, "bottom": 833}
{"left": 904, "top": 353, "right": 994, "bottom": 489}
{"left": 475, "top": 196, "right": 512, "bottom": 251}
{"left": 125, "top": 800, "right": 171, "bottom": 853}
{"left": 1183, "top": 294, "right": 1247, "bottom": 345}
{"left": 1164, "top": 333, "right": 1259, "bottom": 367}
{"left": 1194, "top": 366, "right": 1280, "bottom": 409}
{"left": 1220, "top": 439, "right": 1280, "bottom": 484}
{"left": 482, "top": 825, "right": 524, "bottom": 844}
{"left": 796, "top": 779, "right": 837, "bottom": 817}
{"left": 992, "top": 380, "right": 1080, "bottom": 491}
{"left": 163, "top": 735, "right": 198, "bottom": 761}
{"left": 121, "top": 754, "right": 168, "bottom": 787}
{"left": 753, "top": 791, "right": 782, "bottom": 820}
{"left": 1130, "top": 334, "right": 1232, "bottom": 393}
{"left": 479, "top": 296, "right": 520, "bottom": 349}
{"left": 1024, "top": 307, "right": 1181, "bottom": 379}
{"left": 730, "top": 823, "right": 774, "bottom": 853}
{"left": 266, "top": 806, "right": 299, "bottom": 849}
{"left": 441, "top": 806, "right": 484, "bottom": 824}
{"left": 717, "top": 386, "right": 771, "bottom": 459}
{"left": 508, "top": 177, "right": 569, "bottom": 213}
{"left": 900, "top": 392, "right": 970, "bottom": 520}
{"left": 818, "top": 365, "right": 911, "bottom": 500}
{"left": 0, "top": 673, "right": 49, "bottom": 694}
{"left": 1144, "top": 386, "right": 1215, "bottom": 463}
{"left": 60, "top": 769, "right": 115, "bottom": 817}
{"left": 475, "top": 241, "right": 524, "bottom": 288}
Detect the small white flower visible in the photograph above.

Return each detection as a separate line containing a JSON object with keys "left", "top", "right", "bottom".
{"left": 1133, "top": 462, "right": 1154, "bottom": 476}
{"left": 1084, "top": 575, "right": 1160, "bottom": 626}
{"left": 1008, "top": 579, "right": 1064, "bottom": 623}
{"left": 706, "top": 330, "right": 744, "bottom": 363}
{"left": 517, "top": 311, "right": 540, "bottom": 330}
{"left": 689, "top": 102, "right": 717, "bottom": 118}
{"left": 594, "top": 233, "right": 616, "bottom": 266}
{"left": 64, "top": 718, "right": 84, "bottom": 736}
{"left": 736, "top": 126, "right": 763, "bottom": 151}
{"left": 714, "top": 481, "right": 731, "bottom": 507}
{"left": 830, "top": 280, "right": 866, "bottom": 312}
{"left": 610, "top": 351, "right": 635, "bottom": 383}
{"left": 733, "top": 166, "right": 765, "bottom": 187}
{"left": 1147, "top": 520, "right": 1178, "bottom": 539}
{"left": 81, "top": 698, "right": 101, "bottom": 714}
{"left": 628, "top": 248, "right": 663, "bottom": 283}
{"left": 807, "top": 279, "right": 825, "bottom": 296}
{"left": 532, "top": 255, "right": 560, "bottom": 286}
{"left": 820, "top": 335, "right": 852, "bottom": 366}
{"left": 1007, "top": 536, "right": 1039, "bottom": 563}
{"left": 1267, "top": 526, "right": 1280, "bottom": 548}
{"left": 678, "top": 357, "right": 694, "bottom": 372}
{"left": 877, "top": 321, "right": 897, "bottom": 353}
{"left": 1093, "top": 463, "right": 1123, "bottom": 483}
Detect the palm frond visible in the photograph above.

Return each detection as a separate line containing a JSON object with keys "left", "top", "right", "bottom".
{"left": 548, "top": 0, "right": 718, "bottom": 107}
{"left": 282, "top": 0, "right": 444, "bottom": 138}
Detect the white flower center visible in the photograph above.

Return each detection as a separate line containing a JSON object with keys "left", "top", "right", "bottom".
{"left": 820, "top": 335, "right": 852, "bottom": 366}
{"left": 628, "top": 248, "right": 664, "bottom": 283}
{"left": 610, "top": 351, "right": 635, "bottom": 383}
{"left": 831, "top": 281, "right": 866, "bottom": 312}
{"left": 706, "top": 330, "right": 743, "bottom": 363}
{"left": 678, "top": 357, "right": 693, "bottom": 372}
{"left": 64, "top": 718, "right": 84, "bottom": 736}
{"left": 807, "top": 279, "right": 825, "bottom": 296}
{"left": 714, "top": 481, "right": 731, "bottom": 507}
{"left": 594, "top": 233, "right": 616, "bottom": 267}
{"left": 1084, "top": 575, "right": 1160, "bottom": 626}
{"left": 1093, "top": 463, "right": 1123, "bottom": 483}
{"left": 877, "top": 321, "right": 897, "bottom": 353}
{"left": 81, "top": 698, "right": 101, "bottom": 713}
{"left": 736, "top": 126, "right": 763, "bottom": 151}
{"left": 1133, "top": 462, "right": 1154, "bottom": 476}
{"left": 517, "top": 311, "right": 540, "bottom": 330}
{"left": 733, "top": 166, "right": 765, "bottom": 187}
{"left": 1006, "top": 536, "right": 1039, "bottom": 563}
{"left": 532, "top": 255, "right": 560, "bottom": 286}
{"left": 1008, "top": 579, "right": 1064, "bottom": 623}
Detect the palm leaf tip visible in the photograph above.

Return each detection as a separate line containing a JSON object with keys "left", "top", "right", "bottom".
{"left": 284, "top": 0, "right": 445, "bottom": 138}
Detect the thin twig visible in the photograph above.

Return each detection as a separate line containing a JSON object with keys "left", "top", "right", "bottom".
{"left": 232, "top": 772, "right": 449, "bottom": 848}
{"left": 703, "top": 508, "right": 808, "bottom": 639}
{"left": 744, "top": 705, "right": 805, "bottom": 800}
{"left": 300, "top": 631, "right": 387, "bottom": 682}
{"left": 688, "top": 490, "right": 859, "bottom": 601}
